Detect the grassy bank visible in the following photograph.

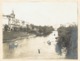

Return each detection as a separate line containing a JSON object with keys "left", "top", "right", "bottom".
{"left": 3, "top": 31, "right": 29, "bottom": 43}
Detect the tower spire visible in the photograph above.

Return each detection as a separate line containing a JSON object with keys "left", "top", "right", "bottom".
{"left": 11, "top": 10, "right": 15, "bottom": 18}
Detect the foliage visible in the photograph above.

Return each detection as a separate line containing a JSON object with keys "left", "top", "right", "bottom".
{"left": 57, "top": 24, "right": 78, "bottom": 58}
{"left": 4, "top": 24, "right": 9, "bottom": 31}
{"left": 3, "top": 24, "right": 54, "bottom": 37}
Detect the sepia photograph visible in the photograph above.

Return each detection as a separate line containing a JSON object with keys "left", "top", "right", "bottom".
{"left": 2, "top": 2, "right": 78, "bottom": 59}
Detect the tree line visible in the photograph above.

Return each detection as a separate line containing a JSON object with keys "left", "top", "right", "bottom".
{"left": 3, "top": 24, "right": 54, "bottom": 37}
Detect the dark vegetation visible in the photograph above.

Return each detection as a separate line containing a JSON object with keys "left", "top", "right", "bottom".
{"left": 57, "top": 24, "right": 78, "bottom": 59}
{"left": 3, "top": 24, "right": 54, "bottom": 43}
{"left": 26, "top": 24, "right": 54, "bottom": 36}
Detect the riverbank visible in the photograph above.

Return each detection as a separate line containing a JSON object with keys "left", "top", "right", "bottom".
{"left": 3, "top": 31, "right": 36, "bottom": 43}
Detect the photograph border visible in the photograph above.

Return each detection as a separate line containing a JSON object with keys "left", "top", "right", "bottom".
{"left": 0, "top": 0, "right": 79, "bottom": 61}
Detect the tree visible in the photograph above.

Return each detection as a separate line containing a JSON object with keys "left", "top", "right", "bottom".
{"left": 4, "top": 24, "right": 9, "bottom": 31}
{"left": 57, "top": 24, "right": 78, "bottom": 59}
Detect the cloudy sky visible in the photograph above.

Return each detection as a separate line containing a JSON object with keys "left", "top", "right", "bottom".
{"left": 2, "top": 2, "right": 77, "bottom": 28}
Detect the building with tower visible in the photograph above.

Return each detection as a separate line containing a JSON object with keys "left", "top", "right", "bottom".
{"left": 3, "top": 10, "right": 25, "bottom": 31}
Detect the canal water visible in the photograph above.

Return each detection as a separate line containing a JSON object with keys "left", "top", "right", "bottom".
{"left": 3, "top": 31, "right": 66, "bottom": 59}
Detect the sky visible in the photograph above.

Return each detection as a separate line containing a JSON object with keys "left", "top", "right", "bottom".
{"left": 2, "top": 2, "right": 77, "bottom": 28}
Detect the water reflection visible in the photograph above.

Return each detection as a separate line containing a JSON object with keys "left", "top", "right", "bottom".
{"left": 55, "top": 43, "right": 62, "bottom": 55}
